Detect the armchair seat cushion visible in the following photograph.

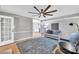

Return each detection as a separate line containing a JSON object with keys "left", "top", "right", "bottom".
{"left": 64, "top": 32, "right": 79, "bottom": 44}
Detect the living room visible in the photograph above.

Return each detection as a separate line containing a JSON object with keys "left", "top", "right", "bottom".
{"left": 0, "top": 5, "right": 79, "bottom": 54}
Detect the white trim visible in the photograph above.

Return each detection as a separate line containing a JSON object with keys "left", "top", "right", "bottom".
{"left": 0, "top": 15, "right": 13, "bottom": 19}
{"left": 15, "top": 36, "right": 40, "bottom": 43}
{"left": 43, "top": 16, "right": 79, "bottom": 22}
{"left": 54, "top": 16, "right": 79, "bottom": 21}
{"left": 43, "top": 16, "right": 79, "bottom": 23}
{"left": 14, "top": 31, "right": 32, "bottom": 33}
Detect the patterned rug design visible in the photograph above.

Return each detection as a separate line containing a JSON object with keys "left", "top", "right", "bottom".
{"left": 17, "top": 37, "right": 58, "bottom": 54}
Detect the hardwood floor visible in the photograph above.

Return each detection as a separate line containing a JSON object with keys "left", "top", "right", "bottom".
{"left": 0, "top": 43, "right": 20, "bottom": 54}
{"left": 33, "top": 32, "right": 41, "bottom": 37}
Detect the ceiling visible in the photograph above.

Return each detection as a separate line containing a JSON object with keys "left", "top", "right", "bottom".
{"left": 0, "top": 5, "right": 79, "bottom": 20}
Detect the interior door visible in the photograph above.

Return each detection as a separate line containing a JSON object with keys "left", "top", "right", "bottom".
{"left": 0, "top": 15, "right": 14, "bottom": 46}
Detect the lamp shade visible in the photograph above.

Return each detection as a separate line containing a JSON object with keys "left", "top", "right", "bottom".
{"left": 69, "top": 23, "right": 73, "bottom": 26}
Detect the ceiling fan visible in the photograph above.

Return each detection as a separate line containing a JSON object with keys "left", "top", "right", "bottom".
{"left": 28, "top": 5, "right": 57, "bottom": 18}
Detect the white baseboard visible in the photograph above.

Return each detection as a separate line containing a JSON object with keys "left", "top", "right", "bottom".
{"left": 15, "top": 36, "right": 40, "bottom": 43}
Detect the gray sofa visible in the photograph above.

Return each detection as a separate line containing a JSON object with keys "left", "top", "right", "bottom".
{"left": 44, "top": 30, "right": 61, "bottom": 39}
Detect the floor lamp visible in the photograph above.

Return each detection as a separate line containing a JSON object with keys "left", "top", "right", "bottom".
{"left": 69, "top": 23, "right": 79, "bottom": 32}
{"left": 69, "top": 23, "right": 79, "bottom": 52}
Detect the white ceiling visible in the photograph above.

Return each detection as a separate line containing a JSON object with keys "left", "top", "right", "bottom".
{"left": 0, "top": 5, "right": 79, "bottom": 20}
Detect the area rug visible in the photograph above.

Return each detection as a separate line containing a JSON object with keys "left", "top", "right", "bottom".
{"left": 16, "top": 37, "right": 58, "bottom": 54}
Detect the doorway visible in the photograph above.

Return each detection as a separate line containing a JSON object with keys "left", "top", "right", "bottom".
{"left": 33, "top": 19, "right": 41, "bottom": 37}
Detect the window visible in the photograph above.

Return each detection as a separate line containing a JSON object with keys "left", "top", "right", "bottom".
{"left": 0, "top": 15, "right": 14, "bottom": 46}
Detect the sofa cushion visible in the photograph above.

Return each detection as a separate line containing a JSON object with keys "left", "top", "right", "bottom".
{"left": 46, "top": 30, "right": 53, "bottom": 34}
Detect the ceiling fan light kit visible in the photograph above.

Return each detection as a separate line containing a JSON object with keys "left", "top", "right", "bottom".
{"left": 28, "top": 5, "right": 57, "bottom": 18}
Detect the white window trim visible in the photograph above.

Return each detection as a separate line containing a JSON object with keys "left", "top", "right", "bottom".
{"left": 0, "top": 15, "right": 14, "bottom": 46}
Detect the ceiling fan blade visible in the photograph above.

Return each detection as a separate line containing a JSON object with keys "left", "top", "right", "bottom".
{"left": 46, "top": 10, "right": 57, "bottom": 13}
{"left": 41, "top": 9, "right": 43, "bottom": 13}
{"left": 39, "top": 15, "right": 41, "bottom": 18}
{"left": 45, "top": 13, "right": 53, "bottom": 16}
{"left": 43, "top": 5, "right": 51, "bottom": 12}
{"left": 43, "top": 15, "right": 46, "bottom": 17}
{"left": 34, "top": 6, "right": 40, "bottom": 13}
{"left": 28, "top": 12, "right": 39, "bottom": 14}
